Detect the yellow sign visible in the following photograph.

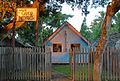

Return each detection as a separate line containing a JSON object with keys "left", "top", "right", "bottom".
{"left": 16, "top": 8, "right": 37, "bottom": 21}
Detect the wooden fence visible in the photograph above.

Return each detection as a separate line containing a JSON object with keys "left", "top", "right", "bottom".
{"left": 70, "top": 47, "right": 120, "bottom": 81}
{"left": 0, "top": 47, "right": 51, "bottom": 81}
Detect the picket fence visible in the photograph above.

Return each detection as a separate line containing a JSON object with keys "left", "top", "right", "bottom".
{"left": 0, "top": 47, "right": 120, "bottom": 81}
{"left": 70, "top": 47, "right": 120, "bottom": 81}
{"left": 0, "top": 47, "right": 51, "bottom": 81}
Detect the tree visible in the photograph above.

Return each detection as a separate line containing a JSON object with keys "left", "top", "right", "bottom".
{"left": 80, "top": 17, "right": 91, "bottom": 41}
{"left": 0, "top": 0, "right": 110, "bottom": 33}
{"left": 89, "top": 11, "right": 105, "bottom": 42}
{"left": 110, "top": 12, "right": 120, "bottom": 33}
{"left": 93, "top": 1, "right": 120, "bottom": 81}
{"left": 89, "top": 11, "right": 120, "bottom": 42}
{"left": 42, "top": 12, "right": 73, "bottom": 28}
{"left": 0, "top": 0, "right": 72, "bottom": 45}
{"left": 87, "top": 11, "right": 120, "bottom": 43}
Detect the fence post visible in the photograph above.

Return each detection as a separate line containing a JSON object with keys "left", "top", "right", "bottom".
{"left": 88, "top": 48, "right": 93, "bottom": 81}
{"left": 72, "top": 48, "right": 75, "bottom": 81}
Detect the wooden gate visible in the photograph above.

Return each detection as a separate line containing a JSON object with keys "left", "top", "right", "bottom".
{"left": 70, "top": 47, "right": 120, "bottom": 81}
{"left": 0, "top": 47, "right": 51, "bottom": 81}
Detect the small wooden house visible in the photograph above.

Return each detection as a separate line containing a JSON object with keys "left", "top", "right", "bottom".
{"left": 45, "top": 21, "right": 90, "bottom": 63}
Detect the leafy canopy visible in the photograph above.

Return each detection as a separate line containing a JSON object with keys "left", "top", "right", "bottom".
{"left": 80, "top": 17, "right": 91, "bottom": 40}
{"left": 81, "top": 11, "right": 120, "bottom": 42}
{"left": 45, "top": 0, "right": 109, "bottom": 15}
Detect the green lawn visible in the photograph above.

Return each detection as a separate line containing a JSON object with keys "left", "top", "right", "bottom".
{"left": 52, "top": 64, "right": 71, "bottom": 76}
{"left": 52, "top": 64, "right": 119, "bottom": 81}
{"left": 52, "top": 64, "right": 90, "bottom": 80}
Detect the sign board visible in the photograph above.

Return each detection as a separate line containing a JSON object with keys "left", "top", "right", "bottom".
{"left": 16, "top": 8, "right": 37, "bottom": 21}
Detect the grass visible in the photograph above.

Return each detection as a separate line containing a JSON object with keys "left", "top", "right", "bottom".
{"left": 52, "top": 64, "right": 71, "bottom": 76}
{"left": 52, "top": 64, "right": 90, "bottom": 80}
{"left": 52, "top": 64, "right": 119, "bottom": 81}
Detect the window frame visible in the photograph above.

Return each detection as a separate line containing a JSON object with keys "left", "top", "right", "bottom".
{"left": 53, "top": 43, "right": 62, "bottom": 53}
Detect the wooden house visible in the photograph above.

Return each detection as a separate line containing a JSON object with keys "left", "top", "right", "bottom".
{"left": 44, "top": 21, "right": 91, "bottom": 63}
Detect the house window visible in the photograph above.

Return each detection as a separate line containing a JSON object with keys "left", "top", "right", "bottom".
{"left": 71, "top": 44, "right": 80, "bottom": 50}
{"left": 53, "top": 43, "right": 62, "bottom": 52}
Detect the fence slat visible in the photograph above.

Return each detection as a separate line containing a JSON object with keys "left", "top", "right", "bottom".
{"left": 1, "top": 47, "right": 120, "bottom": 81}
{"left": 71, "top": 47, "right": 120, "bottom": 81}
{"left": 0, "top": 47, "right": 51, "bottom": 81}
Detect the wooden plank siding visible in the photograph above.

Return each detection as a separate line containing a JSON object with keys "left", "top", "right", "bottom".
{"left": 0, "top": 47, "right": 51, "bottom": 81}
{"left": 71, "top": 47, "right": 120, "bottom": 81}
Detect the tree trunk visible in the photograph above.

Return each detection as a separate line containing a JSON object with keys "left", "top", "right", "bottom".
{"left": 93, "top": 0, "right": 120, "bottom": 81}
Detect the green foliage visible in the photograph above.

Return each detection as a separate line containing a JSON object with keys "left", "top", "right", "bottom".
{"left": 0, "top": 0, "right": 110, "bottom": 27}
{"left": 110, "top": 12, "right": 120, "bottom": 33}
{"left": 0, "top": 0, "right": 73, "bottom": 46}
{"left": 48, "top": 0, "right": 109, "bottom": 15}
{"left": 80, "top": 17, "right": 91, "bottom": 41}
{"left": 0, "top": 0, "right": 112, "bottom": 45}
{"left": 38, "top": 27, "right": 53, "bottom": 47}
{"left": 42, "top": 10, "right": 73, "bottom": 28}
{"left": 16, "top": 22, "right": 36, "bottom": 45}
{"left": 80, "top": 11, "right": 105, "bottom": 42}
{"left": 0, "top": 0, "right": 110, "bottom": 25}
{"left": 88, "top": 11, "right": 105, "bottom": 42}
{"left": 85, "top": 11, "right": 120, "bottom": 42}
{"left": 16, "top": 21, "right": 53, "bottom": 46}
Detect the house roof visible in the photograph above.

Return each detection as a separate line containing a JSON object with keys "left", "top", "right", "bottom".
{"left": 0, "top": 36, "right": 33, "bottom": 47}
{"left": 92, "top": 32, "right": 120, "bottom": 48}
{"left": 46, "top": 21, "right": 91, "bottom": 45}
{"left": 107, "top": 32, "right": 120, "bottom": 47}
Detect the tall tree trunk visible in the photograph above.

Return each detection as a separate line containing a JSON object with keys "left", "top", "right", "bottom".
{"left": 93, "top": 6, "right": 112, "bottom": 81}
{"left": 93, "top": 0, "right": 120, "bottom": 81}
